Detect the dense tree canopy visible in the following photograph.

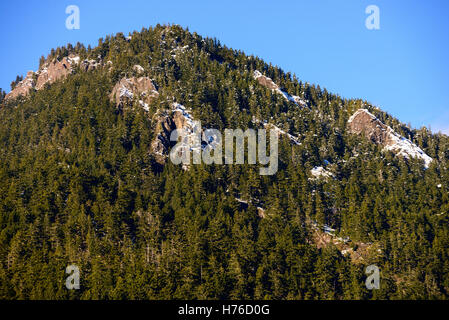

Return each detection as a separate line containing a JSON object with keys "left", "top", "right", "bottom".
{"left": 0, "top": 24, "right": 448, "bottom": 300}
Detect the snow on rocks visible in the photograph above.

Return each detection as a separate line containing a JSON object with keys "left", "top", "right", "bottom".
{"left": 348, "top": 109, "right": 433, "bottom": 168}
{"left": 265, "top": 123, "right": 301, "bottom": 146}
{"left": 5, "top": 54, "right": 83, "bottom": 100}
{"left": 35, "top": 54, "right": 81, "bottom": 90}
{"left": 151, "top": 102, "right": 219, "bottom": 165}
{"left": 253, "top": 70, "right": 308, "bottom": 108}
{"left": 139, "top": 100, "right": 150, "bottom": 112}
{"left": 3, "top": 53, "right": 109, "bottom": 101}
{"left": 67, "top": 55, "right": 80, "bottom": 65}
{"left": 384, "top": 132, "right": 433, "bottom": 168}
{"left": 4, "top": 71, "right": 36, "bottom": 100}
{"left": 171, "top": 102, "right": 221, "bottom": 153}
{"left": 110, "top": 76, "right": 159, "bottom": 110}
{"left": 80, "top": 59, "right": 101, "bottom": 72}
{"left": 133, "top": 64, "right": 145, "bottom": 74}
{"left": 323, "top": 225, "right": 336, "bottom": 235}
{"left": 310, "top": 166, "right": 334, "bottom": 179}
{"left": 309, "top": 220, "right": 377, "bottom": 263}
{"left": 234, "top": 197, "right": 266, "bottom": 218}
{"left": 252, "top": 117, "right": 301, "bottom": 146}
{"left": 170, "top": 45, "right": 190, "bottom": 58}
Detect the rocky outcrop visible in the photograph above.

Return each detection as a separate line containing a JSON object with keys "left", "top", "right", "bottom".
{"left": 310, "top": 226, "right": 380, "bottom": 264}
{"left": 132, "top": 64, "right": 145, "bottom": 74}
{"left": 4, "top": 71, "right": 36, "bottom": 100}
{"left": 150, "top": 103, "right": 197, "bottom": 164}
{"left": 310, "top": 166, "right": 334, "bottom": 179}
{"left": 4, "top": 54, "right": 109, "bottom": 102}
{"left": 80, "top": 58, "right": 101, "bottom": 72}
{"left": 253, "top": 70, "right": 308, "bottom": 107}
{"left": 35, "top": 55, "right": 80, "bottom": 90}
{"left": 5, "top": 53, "right": 81, "bottom": 98}
{"left": 151, "top": 111, "right": 178, "bottom": 164}
{"left": 253, "top": 70, "right": 278, "bottom": 90}
{"left": 347, "top": 108, "right": 390, "bottom": 144}
{"left": 348, "top": 109, "right": 433, "bottom": 168}
{"left": 110, "top": 75, "right": 159, "bottom": 110}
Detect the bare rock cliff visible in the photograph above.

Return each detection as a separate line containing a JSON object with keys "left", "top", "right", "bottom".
{"left": 4, "top": 54, "right": 107, "bottom": 101}
{"left": 35, "top": 55, "right": 80, "bottom": 90}
{"left": 5, "top": 71, "right": 36, "bottom": 100}
{"left": 110, "top": 76, "right": 159, "bottom": 110}
{"left": 348, "top": 109, "right": 433, "bottom": 167}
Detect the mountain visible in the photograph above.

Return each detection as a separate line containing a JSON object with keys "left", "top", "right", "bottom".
{"left": 0, "top": 24, "right": 448, "bottom": 300}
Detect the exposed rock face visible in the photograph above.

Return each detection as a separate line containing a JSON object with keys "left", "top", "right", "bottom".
{"left": 110, "top": 76, "right": 159, "bottom": 110}
{"left": 310, "top": 225, "right": 380, "bottom": 264}
{"left": 4, "top": 54, "right": 109, "bottom": 102}
{"left": 310, "top": 166, "right": 334, "bottom": 180}
{"left": 80, "top": 59, "right": 101, "bottom": 72}
{"left": 253, "top": 70, "right": 278, "bottom": 90}
{"left": 5, "top": 71, "right": 35, "bottom": 100}
{"left": 150, "top": 103, "right": 197, "bottom": 164}
{"left": 35, "top": 55, "right": 79, "bottom": 90}
{"left": 110, "top": 76, "right": 195, "bottom": 166}
{"left": 151, "top": 111, "right": 178, "bottom": 164}
{"left": 253, "top": 70, "right": 308, "bottom": 107}
{"left": 348, "top": 109, "right": 433, "bottom": 168}
{"left": 347, "top": 108, "right": 390, "bottom": 144}
{"left": 132, "top": 64, "right": 145, "bottom": 74}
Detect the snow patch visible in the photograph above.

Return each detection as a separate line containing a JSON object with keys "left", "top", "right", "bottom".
{"left": 349, "top": 109, "right": 433, "bottom": 168}
{"left": 133, "top": 65, "right": 145, "bottom": 73}
{"left": 139, "top": 100, "right": 149, "bottom": 111}
{"left": 384, "top": 132, "right": 433, "bottom": 168}
{"left": 119, "top": 85, "right": 134, "bottom": 99}
{"left": 348, "top": 108, "right": 376, "bottom": 124}
{"left": 252, "top": 118, "right": 301, "bottom": 145}
{"left": 68, "top": 55, "right": 80, "bottom": 65}
{"left": 310, "top": 166, "right": 334, "bottom": 179}
{"left": 253, "top": 70, "right": 308, "bottom": 108}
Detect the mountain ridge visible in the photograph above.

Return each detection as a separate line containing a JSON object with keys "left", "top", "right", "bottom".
{"left": 0, "top": 24, "right": 448, "bottom": 300}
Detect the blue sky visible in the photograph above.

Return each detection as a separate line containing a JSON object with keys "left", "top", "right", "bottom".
{"left": 1, "top": 0, "right": 448, "bottom": 134}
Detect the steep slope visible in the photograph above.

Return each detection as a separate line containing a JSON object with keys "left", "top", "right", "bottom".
{"left": 348, "top": 109, "right": 433, "bottom": 168}
{"left": 0, "top": 24, "right": 448, "bottom": 300}
{"left": 253, "top": 70, "right": 309, "bottom": 107}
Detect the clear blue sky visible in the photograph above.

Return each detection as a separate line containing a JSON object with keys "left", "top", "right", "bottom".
{"left": 1, "top": 0, "right": 448, "bottom": 133}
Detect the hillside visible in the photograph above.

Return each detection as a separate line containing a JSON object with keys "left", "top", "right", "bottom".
{"left": 0, "top": 24, "right": 448, "bottom": 300}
